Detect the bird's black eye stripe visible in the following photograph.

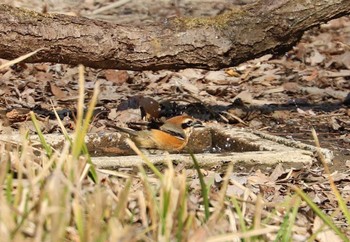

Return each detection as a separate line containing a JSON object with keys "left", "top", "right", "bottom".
{"left": 181, "top": 120, "right": 194, "bottom": 129}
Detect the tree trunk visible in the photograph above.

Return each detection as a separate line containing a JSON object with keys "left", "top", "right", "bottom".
{"left": 0, "top": 0, "right": 349, "bottom": 70}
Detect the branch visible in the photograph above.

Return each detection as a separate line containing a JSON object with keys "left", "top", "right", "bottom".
{"left": 0, "top": 0, "right": 349, "bottom": 70}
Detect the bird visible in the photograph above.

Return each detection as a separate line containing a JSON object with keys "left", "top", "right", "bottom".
{"left": 114, "top": 115, "right": 203, "bottom": 151}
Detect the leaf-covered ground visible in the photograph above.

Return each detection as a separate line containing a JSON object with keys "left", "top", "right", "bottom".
{"left": 0, "top": 0, "right": 349, "bottom": 240}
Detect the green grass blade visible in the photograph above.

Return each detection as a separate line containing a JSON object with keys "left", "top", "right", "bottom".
{"left": 311, "top": 128, "right": 350, "bottom": 225}
{"left": 274, "top": 197, "right": 301, "bottom": 242}
{"left": 161, "top": 188, "right": 171, "bottom": 236}
{"left": 51, "top": 101, "right": 98, "bottom": 183}
{"left": 68, "top": 65, "right": 99, "bottom": 183}
{"left": 176, "top": 184, "right": 188, "bottom": 242}
{"left": 125, "top": 139, "right": 163, "bottom": 180}
{"left": 293, "top": 185, "right": 349, "bottom": 241}
{"left": 11, "top": 192, "right": 31, "bottom": 239}
{"left": 231, "top": 196, "right": 247, "bottom": 234}
{"left": 114, "top": 178, "right": 132, "bottom": 219}
{"left": 50, "top": 100, "right": 70, "bottom": 140}
{"left": 73, "top": 199, "right": 86, "bottom": 242}
{"left": 81, "top": 143, "right": 98, "bottom": 183}
{"left": 30, "top": 111, "right": 53, "bottom": 158}
{"left": 71, "top": 65, "right": 99, "bottom": 159}
{"left": 190, "top": 152, "right": 210, "bottom": 221}
{"left": 137, "top": 164, "right": 159, "bottom": 239}
{"left": 5, "top": 172, "right": 13, "bottom": 205}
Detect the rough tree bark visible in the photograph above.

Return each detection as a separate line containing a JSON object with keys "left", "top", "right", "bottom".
{"left": 0, "top": 0, "right": 349, "bottom": 70}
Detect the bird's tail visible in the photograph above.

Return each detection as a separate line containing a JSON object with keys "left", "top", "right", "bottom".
{"left": 107, "top": 123, "right": 137, "bottom": 136}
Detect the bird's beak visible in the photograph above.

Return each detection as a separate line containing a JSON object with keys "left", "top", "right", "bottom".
{"left": 192, "top": 120, "right": 204, "bottom": 128}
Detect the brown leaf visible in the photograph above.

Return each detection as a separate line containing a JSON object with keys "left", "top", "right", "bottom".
{"left": 283, "top": 82, "right": 300, "bottom": 92}
{"left": 330, "top": 117, "right": 341, "bottom": 131}
{"left": 34, "top": 63, "right": 49, "bottom": 72}
{"left": 331, "top": 51, "right": 350, "bottom": 69}
{"left": 205, "top": 71, "right": 240, "bottom": 84}
{"left": 178, "top": 68, "right": 204, "bottom": 80}
{"left": 35, "top": 71, "right": 53, "bottom": 82}
{"left": 269, "top": 163, "right": 285, "bottom": 181}
{"left": 113, "top": 109, "right": 141, "bottom": 124}
{"left": 294, "top": 42, "right": 307, "bottom": 61}
{"left": 25, "top": 95, "right": 36, "bottom": 105}
{"left": 271, "top": 110, "right": 290, "bottom": 121}
{"left": 171, "top": 76, "right": 199, "bottom": 94}
{"left": 104, "top": 70, "right": 129, "bottom": 85}
{"left": 6, "top": 109, "right": 30, "bottom": 123}
{"left": 302, "top": 69, "right": 318, "bottom": 82}
{"left": 248, "top": 170, "right": 273, "bottom": 186}
{"left": 49, "top": 82, "right": 67, "bottom": 99}
{"left": 296, "top": 108, "right": 316, "bottom": 116}
{"left": 234, "top": 90, "right": 276, "bottom": 105}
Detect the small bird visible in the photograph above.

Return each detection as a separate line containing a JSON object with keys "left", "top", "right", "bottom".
{"left": 114, "top": 115, "right": 203, "bottom": 151}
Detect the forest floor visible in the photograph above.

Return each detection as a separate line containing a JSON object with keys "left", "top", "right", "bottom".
{"left": 0, "top": 0, "right": 349, "bottom": 241}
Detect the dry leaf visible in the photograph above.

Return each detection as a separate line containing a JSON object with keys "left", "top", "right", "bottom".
{"left": 205, "top": 71, "right": 240, "bottom": 84}
{"left": 312, "top": 217, "right": 342, "bottom": 242}
{"left": 104, "top": 70, "right": 129, "bottom": 85}
{"left": 49, "top": 82, "right": 67, "bottom": 99}
{"left": 35, "top": 71, "right": 52, "bottom": 82}
{"left": 331, "top": 51, "right": 350, "bottom": 69}
{"left": 178, "top": 68, "right": 204, "bottom": 80}
{"left": 172, "top": 76, "right": 199, "bottom": 94}
{"left": 308, "top": 50, "right": 325, "bottom": 66}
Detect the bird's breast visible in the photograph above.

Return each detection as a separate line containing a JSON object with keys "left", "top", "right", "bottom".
{"left": 133, "top": 129, "right": 188, "bottom": 151}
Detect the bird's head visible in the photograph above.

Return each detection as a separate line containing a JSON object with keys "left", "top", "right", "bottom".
{"left": 163, "top": 115, "right": 203, "bottom": 138}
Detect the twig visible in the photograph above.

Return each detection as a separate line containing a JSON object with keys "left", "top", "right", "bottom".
{"left": 92, "top": 0, "right": 132, "bottom": 15}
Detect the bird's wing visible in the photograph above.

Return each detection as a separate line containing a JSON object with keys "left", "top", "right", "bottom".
{"left": 158, "top": 122, "right": 186, "bottom": 140}
{"left": 113, "top": 126, "right": 138, "bottom": 136}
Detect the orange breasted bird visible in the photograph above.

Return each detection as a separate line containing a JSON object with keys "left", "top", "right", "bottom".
{"left": 115, "top": 115, "right": 203, "bottom": 151}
